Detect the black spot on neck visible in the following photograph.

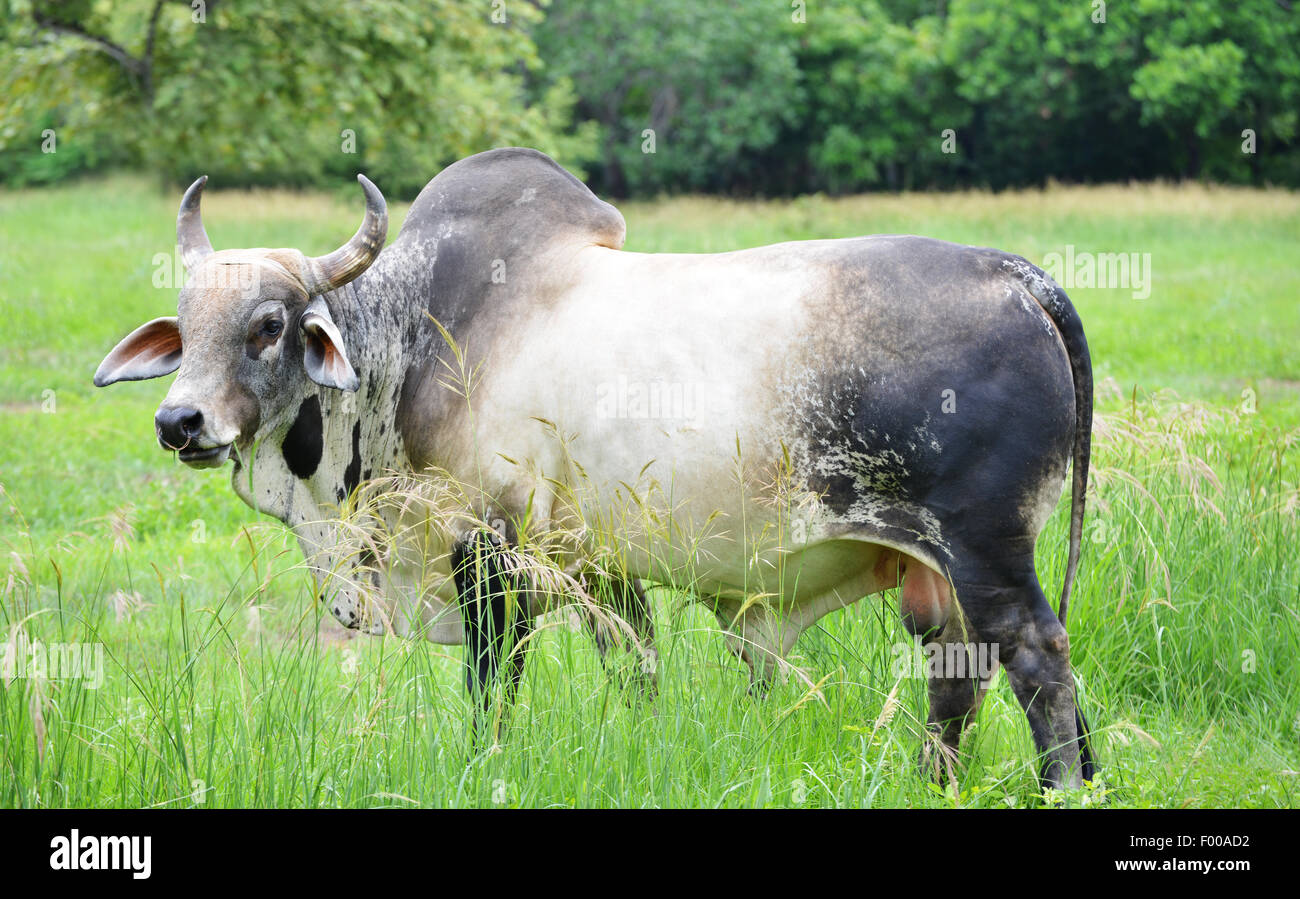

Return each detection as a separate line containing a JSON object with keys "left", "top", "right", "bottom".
{"left": 282, "top": 396, "right": 323, "bottom": 479}
{"left": 343, "top": 420, "right": 362, "bottom": 498}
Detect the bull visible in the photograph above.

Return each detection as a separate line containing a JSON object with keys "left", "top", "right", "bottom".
{"left": 95, "top": 148, "right": 1094, "bottom": 788}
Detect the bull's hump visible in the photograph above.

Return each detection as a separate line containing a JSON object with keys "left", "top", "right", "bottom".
{"left": 400, "top": 147, "right": 625, "bottom": 251}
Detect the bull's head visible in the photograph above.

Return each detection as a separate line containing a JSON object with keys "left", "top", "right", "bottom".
{"left": 94, "top": 175, "right": 388, "bottom": 468}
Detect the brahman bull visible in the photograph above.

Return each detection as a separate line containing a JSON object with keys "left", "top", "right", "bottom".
{"left": 95, "top": 147, "right": 1094, "bottom": 788}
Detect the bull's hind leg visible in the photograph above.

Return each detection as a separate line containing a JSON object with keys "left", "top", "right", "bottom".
{"left": 451, "top": 529, "right": 533, "bottom": 746}
{"left": 877, "top": 550, "right": 995, "bottom": 782}
{"left": 954, "top": 565, "right": 1092, "bottom": 790}
{"left": 918, "top": 616, "right": 1000, "bottom": 783}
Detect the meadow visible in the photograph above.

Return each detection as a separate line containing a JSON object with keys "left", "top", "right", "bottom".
{"left": 0, "top": 176, "right": 1297, "bottom": 808}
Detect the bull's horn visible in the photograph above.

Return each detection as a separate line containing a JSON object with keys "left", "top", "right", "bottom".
{"left": 177, "top": 175, "right": 214, "bottom": 271}
{"left": 304, "top": 174, "right": 388, "bottom": 296}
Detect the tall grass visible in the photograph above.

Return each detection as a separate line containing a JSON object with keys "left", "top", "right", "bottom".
{"left": 2, "top": 382, "right": 1295, "bottom": 807}
{"left": 1, "top": 178, "right": 1297, "bottom": 807}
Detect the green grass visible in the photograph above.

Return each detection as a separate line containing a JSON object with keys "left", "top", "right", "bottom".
{"left": 1, "top": 176, "right": 1297, "bottom": 808}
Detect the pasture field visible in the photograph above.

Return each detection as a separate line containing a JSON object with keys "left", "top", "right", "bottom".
{"left": 0, "top": 177, "right": 1297, "bottom": 808}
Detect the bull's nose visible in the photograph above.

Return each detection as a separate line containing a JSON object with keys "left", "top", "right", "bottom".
{"left": 155, "top": 406, "right": 204, "bottom": 449}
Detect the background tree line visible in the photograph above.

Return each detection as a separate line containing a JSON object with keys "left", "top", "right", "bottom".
{"left": 2, "top": 0, "right": 1297, "bottom": 197}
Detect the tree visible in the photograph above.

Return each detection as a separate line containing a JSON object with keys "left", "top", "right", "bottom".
{"left": 793, "top": 0, "right": 969, "bottom": 192}
{"left": 4, "top": 0, "right": 1298, "bottom": 193}
{"left": 1127, "top": 0, "right": 1300, "bottom": 183}
{"left": 532, "top": 0, "right": 803, "bottom": 196}
{"left": 0, "top": 0, "right": 598, "bottom": 194}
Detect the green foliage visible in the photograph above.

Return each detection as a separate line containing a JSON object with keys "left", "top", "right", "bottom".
{"left": 1125, "top": 0, "right": 1300, "bottom": 183}
{"left": 795, "top": 2, "right": 966, "bottom": 192}
{"left": 533, "top": 0, "right": 803, "bottom": 196}
{"left": 0, "top": 0, "right": 598, "bottom": 195}
{"left": 535, "top": 0, "right": 1300, "bottom": 195}
{"left": 2, "top": 0, "right": 1300, "bottom": 194}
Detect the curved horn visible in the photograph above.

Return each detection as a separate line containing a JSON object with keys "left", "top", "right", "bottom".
{"left": 177, "top": 175, "right": 214, "bottom": 271}
{"left": 304, "top": 174, "right": 388, "bottom": 296}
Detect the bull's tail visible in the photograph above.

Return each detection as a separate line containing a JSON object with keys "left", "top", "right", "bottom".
{"left": 1016, "top": 260, "right": 1093, "bottom": 629}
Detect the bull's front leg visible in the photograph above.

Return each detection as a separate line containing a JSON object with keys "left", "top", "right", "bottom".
{"left": 580, "top": 572, "right": 659, "bottom": 702}
{"left": 296, "top": 524, "right": 389, "bottom": 635}
{"left": 320, "top": 576, "right": 385, "bottom": 635}
{"left": 296, "top": 516, "right": 466, "bottom": 642}
{"left": 451, "top": 528, "right": 534, "bottom": 746}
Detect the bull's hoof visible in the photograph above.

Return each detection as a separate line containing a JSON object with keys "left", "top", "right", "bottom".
{"left": 634, "top": 676, "right": 660, "bottom": 704}
{"left": 608, "top": 665, "right": 660, "bottom": 708}
{"left": 1037, "top": 757, "right": 1086, "bottom": 793}
{"left": 622, "top": 665, "right": 659, "bottom": 706}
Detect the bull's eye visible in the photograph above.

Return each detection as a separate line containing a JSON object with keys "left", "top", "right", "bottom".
{"left": 261, "top": 319, "right": 284, "bottom": 338}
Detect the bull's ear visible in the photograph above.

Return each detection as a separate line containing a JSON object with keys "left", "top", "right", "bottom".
{"left": 300, "top": 297, "right": 360, "bottom": 392}
{"left": 93, "top": 317, "right": 182, "bottom": 387}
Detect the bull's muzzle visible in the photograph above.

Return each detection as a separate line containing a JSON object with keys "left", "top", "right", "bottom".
{"left": 155, "top": 405, "right": 231, "bottom": 467}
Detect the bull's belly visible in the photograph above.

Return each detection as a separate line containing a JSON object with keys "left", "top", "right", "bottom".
{"left": 361, "top": 448, "right": 958, "bottom": 645}
{"left": 560, "top": 452, "right": 937, "bottom": 611}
